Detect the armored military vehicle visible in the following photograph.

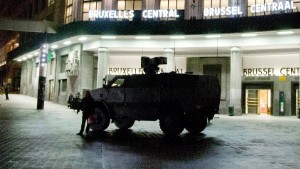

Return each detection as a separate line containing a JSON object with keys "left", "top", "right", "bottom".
{"left": 90, "top": 57, "right": 221, "bottom": 136}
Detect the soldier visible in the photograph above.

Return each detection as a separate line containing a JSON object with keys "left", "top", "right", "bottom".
{"left": 76, "top": 90, "right": 94, "bottom": 136}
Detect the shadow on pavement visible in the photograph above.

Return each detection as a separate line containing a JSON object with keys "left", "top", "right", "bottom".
{"left": 84, "top": 129, "right": 226, "bottom": 161}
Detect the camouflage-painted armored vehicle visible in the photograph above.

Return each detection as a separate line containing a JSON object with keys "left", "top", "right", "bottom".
{"left": 90, "top": 57, "right": 221, "bottom": 136}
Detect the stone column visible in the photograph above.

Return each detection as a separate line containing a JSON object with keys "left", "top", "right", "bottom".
{"left": 298, "top": 46, "right": 300, "bottom": 118}
{"left": 164, "top": 48, "right": 175, "bottom": 72}
{"left": 97, "top": 48, "right": 109, "bottom": 88}
{"left": 229, "top": 47, "right": 242, "bottom": 115}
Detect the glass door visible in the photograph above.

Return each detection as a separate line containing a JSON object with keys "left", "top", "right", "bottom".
{"left": 246, "top": 89, "right": 271, "bottom": 115}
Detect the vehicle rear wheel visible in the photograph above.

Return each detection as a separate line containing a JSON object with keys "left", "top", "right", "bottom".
{"left": 90, "top": 107, "right": 110, "bottom": 131}
{"left": 159, "top": 112, "right": 184, "bottom": 136}
{"left": 185, "top": 114, "right": 207, "bottom": 134}
{"left": 115, "top": 118, "right": 135, "bottom": 129}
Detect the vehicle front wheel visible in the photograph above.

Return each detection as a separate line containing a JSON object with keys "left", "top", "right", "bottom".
{"left": 115, "top": 118, "right": 135, "bottom": 129}
{"left": 90, "top": 107, "right": 110, "bottom": 131}
{"left": 159, "top": 113, "right": 184, "bottom": 136}
{"left": 185, "top": 114, "right": 207, "bottom": 134}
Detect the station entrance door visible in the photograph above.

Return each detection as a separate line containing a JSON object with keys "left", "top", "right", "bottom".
{"left": 243, "top": 83, "right": 273, "bottom": 115}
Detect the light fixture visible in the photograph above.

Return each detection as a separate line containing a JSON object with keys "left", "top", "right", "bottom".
{"left": 22, "top": 57, "right": 27, "bottom": 61}
{"left": 78, "top": 37, "right": 87, "bottom": 41}
{"left": 17, "top": 59, "right": 22, "bottom": 62}
{"left": 135, "top": 36, "right": 151, "bottom": 40}
{"left": 241, "top": 33, "right": 257, "bottom": 37}
{"left": 51, "top": 45, "right": 58, "bottom": 49}
{"left": 101, "top": 36, "right": 116, "bottom": 39}
{"left": 205, "top": 34, "right": 221, "bottom": 38}
{"left": 277, "top": 30, "right": 294, "bottom": 35}
{"left": 27, "top": 54, "right": 33, "bottom": 58}
{"left": 34, "top": 52, "right": 39, "bottom": 56}
{"left": 170, "top": 36, "right": 185, "bottom": 39}
{"left": 63, "top": 41, "right": 72, "bottom": 45}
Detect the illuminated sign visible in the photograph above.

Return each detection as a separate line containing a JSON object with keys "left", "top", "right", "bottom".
{"left": 204, "top": 1, "right": 296, "bottom": 17}
{"left": 89, "top": 10, "right": 134, "bottom": 19}
{"left": 89, "top": 10, "right": 179, "bottom": 19}
{"left": 243, "top": 67, "right": 300, "bottom": 76}
{"left": 108, "top": 67, "right": 184, "bottom": 75}
{"left": 204, "top": 6, "right": 242, "bottom": 17}
{"left": 142, "top": 10, "right": 179, "bottom": 18}
{"left": 250, "top": 1, "right": 296, "bottom": 13}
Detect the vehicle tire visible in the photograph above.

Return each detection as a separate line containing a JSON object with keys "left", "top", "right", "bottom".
{"left": 185, "top": 114, "right": 207, "bottom": 134}
{"left": 90, "top": 107, "right": 110, "bottom": 131}
{"left": 115, "top": 118, "right": 135, "bottom": 129}
{"left": 159, "top": 112, "right": 184, "bottom": 136}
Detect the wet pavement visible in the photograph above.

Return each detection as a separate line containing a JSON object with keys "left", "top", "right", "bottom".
{"left": 0, "top": 94, "right": 300, "bottom": 169}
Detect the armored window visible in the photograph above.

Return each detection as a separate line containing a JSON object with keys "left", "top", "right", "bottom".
{"left": 111, "top": 78, "right": 125, "bottom": 87}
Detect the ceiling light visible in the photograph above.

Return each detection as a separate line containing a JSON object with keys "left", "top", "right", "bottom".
{"left": 170, "top": 36, "right": 185, "bottom": 39}
{"left": 101, "top": 36, "right": 116, "bottom": 39}
{"left": 277, "top": 31, "right": 294, "bottom": 35}
{"left": 22, "top": 57, "right": 27, "bottom": 61}
{"left": 78, "top": 37, "right": 87, "bottom": 41}
{"left": 27, "top": 54, "right": 33, "bottom": 58}
{"left": 34, "top": 52, "right": 39, "bottom": 55}
{"left": 135, "top": 36, "right": 151, "bottom": 40}
{"left": 205, "top": 35, "right": 221, "bottom": 38}
{"left": 17, "top": 59, "right": 22, "bottom": 62}
{"left": 63, "top": 41, "right": 72, "bottom": 45}
{"left": 241, "top": 33, "right": 257, "bottom": 37}
{"left": 51, "top": 45, "right": 58, "bottom": 49}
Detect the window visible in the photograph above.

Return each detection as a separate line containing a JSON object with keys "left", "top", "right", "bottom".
{"left": 111, "top": 78, "right": 125, "bottom": 87}
{"left": 204, "top": 0, "right": 228, "bottom": 19}
{"left": 160, "top": 0, "right": 184, "bottom": 10}
{"left": 65, "top": 0, "right": 73, "bottom": 23}
{"left": 35, "top": 63, "right": 39, "bottom": 79}
{"left": 50, "top": 59, "right": 55, "bottom": 75}
{"left": 83, "top": 0, "right": 102, "bottom": 21}
{"left": 118, "top": 0, "right": 142, "bottom": 10}
{"left": 61, "top": 55, "right": 67, "bottom": 73}
{"left": 48, "top": 0, "right": 54, "bottom": 6}
{"left": 59, "top": 79, "right": 68, "bottom": 92}
{"left": 295, "top": 0, "right": 300, "bottom": 12}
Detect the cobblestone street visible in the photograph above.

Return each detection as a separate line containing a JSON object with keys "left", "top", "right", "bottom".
{"left": 0, "top": 94, "right": 300, "bottom": 169}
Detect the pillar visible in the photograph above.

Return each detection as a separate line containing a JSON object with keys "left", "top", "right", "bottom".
{"left": 298, "top": 46, "right": 300, "bottom": 118}
{"left": 164, "top": 48, "right": 175, "bottom": 72}
{"left": 229, "top": 47, "right": 242, "bottom": 115}
{"left": 97, "top": 48, "right": 109, "bottom": 88}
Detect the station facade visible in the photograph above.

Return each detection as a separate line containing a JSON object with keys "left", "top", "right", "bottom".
{"left": 8, "top": 0, "right": 300, "bottom": 117}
